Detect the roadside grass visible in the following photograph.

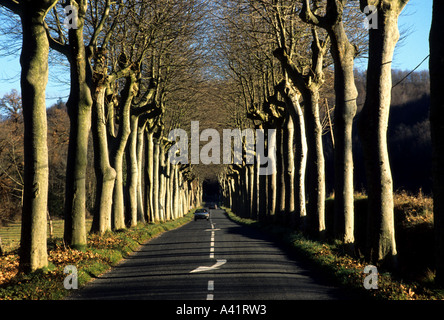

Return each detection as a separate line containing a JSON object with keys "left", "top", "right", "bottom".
{"left": 0, "top": 219, "right": 91, "bottom": 254}
{"left": 223, "top": 191, "right": 444, "bottom": 300}
{"left": 0, "top": 211, "right": 195, "bottom": 300}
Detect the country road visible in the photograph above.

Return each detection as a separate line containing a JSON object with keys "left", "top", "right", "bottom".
{"left": 67, "top": 209, "right": 350, "bottom": 300}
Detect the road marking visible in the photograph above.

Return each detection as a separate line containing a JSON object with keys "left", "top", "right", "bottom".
{"left": 190, "top": 259, "right": 227, "bottom": 273}
{"left": 208, "top": 280, "right": 214, "bottom": 291}
{"left": 207, "top": 294, "right": 214, "bottom": 300}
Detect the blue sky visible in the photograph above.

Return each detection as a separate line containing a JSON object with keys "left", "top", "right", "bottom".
{"left": 0, "top": 0, "right": 433, "bottom": 104}
{"left": 391, "top": 0, "right": 432, "bottom": 71}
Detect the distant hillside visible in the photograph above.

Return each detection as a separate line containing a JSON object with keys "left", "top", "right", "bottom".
{"left": 325, "top": 70, "right": 432, "bottom": 195}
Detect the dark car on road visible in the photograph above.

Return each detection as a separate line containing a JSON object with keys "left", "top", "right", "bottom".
{"left": 208, "top": 203, "right": 218, "bottom": 209}
{"left": 194, "top": 208, "right": 210, "bottom": 221}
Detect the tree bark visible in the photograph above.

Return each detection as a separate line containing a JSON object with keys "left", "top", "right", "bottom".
{"left": 283, "top": 111, "right": 295, "bottom": 222}
{"left": 281, "top": 86, "right": 308, "bottom": 227}
{"left": 173, "top": 164, "right": 179, "bottom": 218}
{"left": 357, "top": 0, "right": 408, "bottom": 266}
{"left": 266, "top": 129, "right": 276, "bottom": 221}
{"left": 126, "top": 114, "right": 139, "bottom": 227}
{"left": 302, "top": 87, "right": 326, "bottom": 238}
{"left": 166, "top": 155, "right": 172, "bottom": 220}
{"left": 152, "top": 136, "right": 160, "bottom": 222}
{"left": 109, "top": 75, "right": 137, "bottom": 230}
{"left": 429, "top": 0, "right": 444, "bottom": 285}
{"left": 276, "top": 122, "right": 286, "bottom": 221}
{"left": 63, "top": 0, "right": 92, "bottom": 249}
{"left": 273, "top": 30, "right": 328, "bottom": 238}
{"left": 159, "top": 143, "right": 166, "bottom": 222}
{"left": 300, "top": 0, "right": 358, "bottom": 246}
{"left": 329, "top": 19, "right": 357, "bottom": 248}
{"left": 247, "top": 164, "right": 255, "bottom": 219}
{"left": 0, "top": 236, "right": 4, "bottom": 256}
{"left": 91, "top": 85, "right": 116, "bottom": 234}
{"left": 136, "top": 121, "right": 146, "bottom": 223}
{"left": 145, "top": 130, "right": 154, "bottom": 222}
{"left": 18, "top": 1, "right": 56, "bottom": 272}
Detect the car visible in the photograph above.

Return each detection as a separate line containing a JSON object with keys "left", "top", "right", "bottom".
{"left": 208, "top": 203, "right": 218, "bottom": 210}
{"left": 194, "top": 208, "right": 210, "bottom": 221}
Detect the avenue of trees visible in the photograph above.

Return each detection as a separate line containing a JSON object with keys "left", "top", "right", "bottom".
{"left": 0, "top": 0, "right": 205, "bottom": 272}
{"left": 1, "top": 0, "right": 444, "bottom": 289}
{"left": 215, "top": 0, "right": 444, "bottom": 285}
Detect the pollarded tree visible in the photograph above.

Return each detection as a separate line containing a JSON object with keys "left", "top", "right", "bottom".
{"left": 273, "top": 25, "right": 330, "bottom": 238}
{"left": 299, "top": 0, "right": 365, "bottom": 249}
{"left": 45, "top": 0, "right": 93, "bottom": 249}
{"left": 279, "top": 80, "right": 308, "bottom": 227}
{"left": 0, "top": 0, "right": 60, "bottom": 272}
{"left": 357, "top": 0, "right": 409, "bottom": 267}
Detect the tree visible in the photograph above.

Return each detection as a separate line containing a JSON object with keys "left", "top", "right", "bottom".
{"left": 0, "top": 0, "right": 59, "bottom": 272}
{"left": 430, "top": 0, "right": 444, "bottom": 285}
{"left": 280, "top": 82, "right": 308, "bottom": 226}
{"left": 274, "top": 29, "right": 329, "bottom": 238}
{"left": 299, "top": 0, "right": 362, "bottom": 248}
{"left": 357, "top": 0, "right": 409, "bottom": 266}
{"left": 45, "top": 0, "right": 92, "bottom": 249}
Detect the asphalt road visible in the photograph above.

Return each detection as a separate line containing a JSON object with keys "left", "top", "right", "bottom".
{"left": 67, "top": 209, "right": 349, "bottom": 300}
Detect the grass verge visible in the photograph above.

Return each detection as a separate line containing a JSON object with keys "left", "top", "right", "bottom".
{"left": 0, "top": 211, "right": 195, "bottom": 300}
{"left": 223, "top": 206, "right": 444, "bottom": 300}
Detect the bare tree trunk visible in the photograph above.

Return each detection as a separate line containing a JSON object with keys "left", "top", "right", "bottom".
{"left": 276, "top": 123, "right": 286, "bottom": 221}
{"left": 357, "top": 0, "right": 408, "bottom": 266}
{"left": 283, "top": 112, "right": 295, "bottom": 223}
{"left": 47, "top": 211, "right": 53, "bottom": 239}
{"left": 126, "top": 114, "right": 139, "bottom": 227}
{"left": 64, "top": 1, "right": 91, "bottom": 249}
{"left": 136, "top": 122, "right": 146, "bottom": 223}
{"left": 252, "top": 157, "right": 259, "bottom": 220}
{"left": 303, "top": 88, "right": 326, "bottom": 238}
{"left": 274, "top": 31, "right": 327, "bottom": 238}
{"left": 110, "top": 75, "right": 136, "bottom": 230}
{"left": 159, "top": 143, "right": 166, "bottom": 222}
{"left": 300, "top": 0, "right": 357, "bottom": 247}
{"left": 247, "top": 164, "right": 254, "bottom": 219}
{"left": 152, "top": 137, "right": 160, "bottom": 222}
{"left": 91, "top": 86, "right": 116, "bottom": 234}
{"left": 258, "top": 152, "right": 267, "bottom": 222}
{"left": 266, "top": 130, "right": 276, "bottom": 221}
{"left": 290, "top": 91, "right": 308, "bottom": 228}
{"left": 166, "top": 157, "right": 172, "bottom": 220}
{"left": 330, "top": 25, "right": 357, "bottom": 249}
{"left": 145, "top": 130, "right": 154, "bottom": 222}
{"left": 430, "top": 0, "right": 444, "bottom": 285}
{"left": 18, "top": 2, "right": 55, "bottom": 272}
{"left": 0, "top": 236, "right": 4, "bottom": 256}
{"left": 173, "top": 164, "right": 179, "bottom": 218}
